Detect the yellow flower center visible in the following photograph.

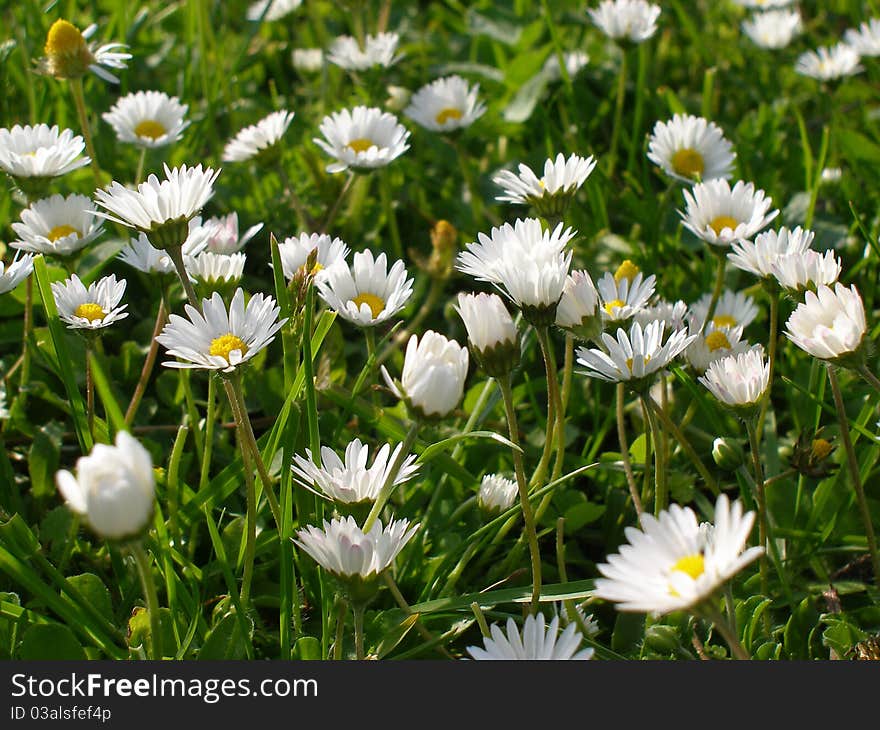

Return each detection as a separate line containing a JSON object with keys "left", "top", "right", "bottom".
{"left": 705, "top": 330, "right": 732, "bottom": 352}
{"left": 614, "top": 260, "right": 640, "bottom": 284}
{"left": 811, "top": 438, "right": 833, "bottom": 460}
{"left": 603, "top": 299, "right": 625, "bottom": 316}
{"left": 74, "top": 302, "right": 105, "bottom": 322}
{"left": 209, "top": 333, "right": 248, "bottom": 361}
{"left": 347, "top": 138, "right": 375, "bottom": 154}
{"left": 45, "top": 19, "right": 87, "bottom": 56}
{"left": 671, "top": 553, "right": 705, "bottom": 580}
{"left": 712, "top": 314, "right": 737, "bottom": 328}
{"left": 310, "top": 261, "right": 324, "bottom": 276}
{"left": 134, "top": 119, "right": 167, "bottom": 140}
{"left": 435, "top": 107, "right": 463, "bottom": 125}
{"left": 671, "top": 147, "right": 705, "bottom": 178}
{"left": 625, "top": 355, "right": 650, "bottom": 372}
{"left": 352, "top": 293, "right": 386, "bottom": 319}
{"left": 709, "top": 215, "right": 739, "bottom": 237}
{"left": 47, "top": 224, "right": 80, "bottom": 242}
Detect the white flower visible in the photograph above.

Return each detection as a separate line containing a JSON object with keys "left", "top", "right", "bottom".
{"left": 588, "top": 0, "right": 661, "bottom": 43}
{"left": 821, "top": 167, "right": 843, "bottom": 184}
{"left": 327, "top": 32, "right": 402, "bottom": 71}
{"left": 184, "top": 251, "right": 246, "bottom": 286}
{"left": 222, "top": 110, "right": 294, "bottom": 163}
{"left": 156, "top": 288, "right": 285, "bottom": 372}
{"left": 0, "top": 252, "right": 34, "bottom": 295}
{"left": 277, "top": 233, "right": 350, "bottom": 282}
{"left": 733, "top": 0, "right": 795, "bottom": 7}
{"left": 493, "top": 153, "right": 597, "bottom": 215}
{"left": 291, "top": 439, "right": 419, "bottom": 505}
{"left": 576, "top": 319, "right": 695, "bottom": 385}
{"left": 102, "top": 91, "right": 189, "bottom": 149}
{"left": 0, "top": 124, "right": 89, "bottom": 180}
{"left": 685, "top": 321, "right": 751, "bottom": 374}
{"left": 784, "top": 283, "right": 867, "bottom": 361}
{"left": 680, "top": 179, "right": 778, "bottom": 248}
{"left": 403, "top": 76, "right": 487, "bottom": 133}
{"left": 477, "top": 473, "right": 518, "bottom": 515}
{"left": 292, "top": 48, "right": 324, "bottom": 71}
{"left": 314, "top": 106, "right": 410, "bottom": 173}
{"left": 633, "top": 299, "right": 688, "bottom": 330}
{"left": 40, "top": 20, "right": 131, "bottom": 84}
{"left": 597, "top": 267, "right": 656, "bottom": 323}
{"left": 742, "top": 10, "right": 802, "bottom": 50}
{"left": 247, "top": 0, "right": 302, "bottom": 22}
{"left": 381, "top": 331, "right": 469, "bottom": 419}
{"left": 699, "top": 346, "right": 769, "bottom": 409}
{"left": 455, "top": 291, "right": 518, "bottom": 355}
{"left": 727, "top": 226, "right": 814, "bottom": 280}
{"left": 771, "top": 249, "right": 841, "bottom": 293}
{"left": 192, "top": 212, "right": 263, "bottom": 254}
{"left": 690, "top": 289, "right": 759, "bottom": 330}
{"left": 845, "top": 19, "right": 880, "bottom": 56}
{"left": 543, "top": 52, "right": 590, "bottom": 80}
{"left": 55, "top": 431, "right": 155, "bottom": 540}
{"left": 51, "top": 273, "right": 128, "bottom": 331}
{"left": 795, "top": 44, "right": 863, "bottom": 82}
{"left": 595, "top": 494, "right": 764, "bottom": 614}
{"left": 467, "top": 613, "right": 594, "bottom": 660}
{"left": 10, "top": 193, "right": 103, "bottom": 257}
{"left": 556, "top": 269, "right": 600, "bottom": 335}
{"left": 647, "top": 114, "right": 736, "bottom": 184}
{"left": 117, "top": 220, "right": 209, "bottom": 275}
{"left": 294, "top": 516, "right": 418, "bottom": 579}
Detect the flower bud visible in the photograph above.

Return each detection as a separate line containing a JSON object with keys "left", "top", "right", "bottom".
{"left": 42, "top": 19, "right": 94, "bottom": 79}
{"left": 790, "top": 428, "right": 837, "bottom": 480}
{"left": 712, "top": 437, "right": 745, "bottom": 472}
{"left": 477, "top": 473, "right": 518, "bottom": 518}
{"left": 425, "top": 220, "right": 458, "bottom": 280}
{"left": 556, "top": 270, "right": 602, "bottom": 341}
{"left": 455, "top": 292, "right": 519, "bottom": 377}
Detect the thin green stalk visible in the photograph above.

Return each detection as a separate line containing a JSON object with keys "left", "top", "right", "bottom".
{"left": 321, "top": 173, "right": 355, "bottom": 232}
{"left": 85, "top": 344, "right": 95, "bottom": 442}
{"left": 380, "top": 168, "right": 402, "bottom": 260}
{"left": 131, "top": 542, "right": 163, "bottom": 660}
{"left": 125, "top": 296, "right": 168, "bottom": 426}
{"left": 237, "top": 429, "right": 257, "bottom": 607}
{"left": 302, "top": 285, "right": 321, "bottom": 463}
{"left": 362, "top": 421, "right": 420, "bottom": 532}
{"left": 334, "top": 597, "right": 347, "bottom": 660}
{"left": 448, "top": 136, "right": 484, "bottom": 225}
{"left": 199, "top": 374, "right": 216, "bottom": 492}
{"left": 699, "top": 604, "right": 750, "bottom": 660}
{"left": 702, "top": 253, "right": 727, "bottom": 334}
{"left": 858, "top": 365, "right": 880, "bottom": 395}
{"left": 530, "top": 327, "right": 560, "bottom": 488}
{"left": 353, "top": 603, "right": 366, "bottom": 660}
{"left": 381, "top": 573, "right": 453, "bottom": 658}
{"left": 627, "top": 42, "right": 648, "bottom": 175}
{"left": 608, "top": 46, "right": 628, "bottom": 179}
{"left": 552, "top": 333, "right": 575, "bottom": 483}
{"left": 135, "top": 147, "right": 147, "bottom": 185}
{"left": 19, "top": 275, "right": 32, "bottom": 393}
{"left": 756, "top": 289, "right": 778, "bottom": 438}
{"left": 642, "top": 394, "right": 667, "bottom": 516}
{"left": 804, "top": 125, "right": 830, "bottom": 230}
{"left": 165, "top": 244, "right": 201, "bottom": 312}
{"left": 470, "top": 601, "right": 491, "bottom": 638}
{"left": 616, "top": 383, "right": 644, "bottom": 514}
{"left": 277, "top": 162, "right": 312, "bottom": 229}
{"left": 556, "top": 518, "right": 592, "bottom": 640}
{"left": 745, "top": 419, "right": 771, "bottom": 602}
{"left": 68, "top": 77, "right": 103, "bottom": 188}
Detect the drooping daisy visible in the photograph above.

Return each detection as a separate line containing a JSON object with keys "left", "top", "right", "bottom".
{"left": 93, "top": 164, "right": 220, "bottom": 250}
{"left": 727, "top": 226, "right": 814, "bottom": 281}
{"left": 10, "top": 193, "right": 103, "bottom": 257}
{"left": 117, "top": 220, "right": 209, "bottom": 275}
{"left": 556, "top": 269, "right": 602, "bottom": 341}
{"left": 156, "top": 288, "right": 285, "bottom": 372}
{"left": 680, "top": 179, "right": 778, "bottom": 248}
{"left": 277, "top": 233, "right": 350, "bottom": 282}
{"left": 0, "top": 252, "right": 35, "bottom": 295}
{"left": 314, "top": 106, "right": 410, "bottom": 173}
{"left": 222, "top": 110, "right": 294, "bottom": 163}
{"left": 543, "top": 52, "right": 590, "bottom": 80}
{"left": 291, "top": 439, "right": 419, "bottom": 506}
{"left": 0, "top": 124, "right": 89, "bottom": 187}
{"left": 247, "top": 0, "right": 302, "bottom": 22}
{"left": 292, "top": 48, "right": 324, "bottom": 71}
{"left": 742, "top": 9, "right": 802, "bottom": 50}
{"left": 795, "top": 44, "right": 863, "bottom": 82}
{"left": 455, "top": 291, "right": 519, "bottom": 377}
{"left": 51, "top": 273, "right": 128, "bottom": 331}
{"left": 845, "top": 19, "right": 880, "bottom": 56}
{"left": 467, "top": 613, "right": 594, "bottom": 660}
{"left": 403, "top": 76, "right": 487, "bottom": 133}
{"left": 771, "top": 249, "right": 841, "bottom": 293}
{"left": 685, "top": 320, "right": 751, "bottom": 374}
{"left": 596, "top": 265, "right": 656, "bottom": 324}
{"left": 184, "top": 251, "right": 246, "bottom": 288}
{"left": 493, "top": 153, "right": 597, "bottom": 218}
{"left": 37, "top": 19, "right": 131, "bottom": 83}
{"left": 327, "top": 32, "right": 403, "bottom": 71}
{"left": 102, "top": 91, "right": 189, "bottom": 149}
{"left": 690, "top": 289, "right": 759, "bottom": 330}
{"left": 784, "top": 283, "right": 867, "bottom": 363}
{"left": 477, "top": 473, "right": 518, "bottom": 516}
{"left": 699, "top": 346, "right": 769, "bottom": 413}
{"left": 594, "top": 493, "right": 764, "bottom": 615}
{"left": 588, "top": 0, "right": 661, "bottom": 43}
{"left": 192, "top": 212, "right": 263, "bottom": 254}
{"left": 647, "top": 114, "right": 736, "bottom": 184}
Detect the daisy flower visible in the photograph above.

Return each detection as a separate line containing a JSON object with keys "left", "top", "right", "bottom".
{"left": 277, "top": 233, "right": 350, "bottom": 282}
{"left": 38, "top": 19, "right": 130, "bottom": 83}
{"left": 404, "top": 76, "right": 487, "bottom": 133}
{"left": 594, "top": 494, "right": 764, "bottom": 615}
{"left": 742, "top": 9, "right": 802, "bottom": 50}
{"left": 680, "top": 179, "right": 778, "bottom": 248}
{"left": 727, "top": 226, "right": 814, "bottom": 281}
{"left": 292, "top": 48, "right": 324, "bottom": 72}
{"left": 10, "top": 193, "right": 104, "bottom": 257}
{"left": 327, "top": 32, "right": 403, "bottom": 71}
{"left": 690, "top": 289, "right": 758, "bottom": 330}
{"left": 771, "top": 249, "right": 841, "bottom": 293}
{"left": 455, "top": 291, "right": 519, "bottom": 377}
{"left": 247, "top": 0, "right": 302, "bottom": 22}
{"left": 316, "top": 249, "right": 413, "bottom": 327}
{"left": 543, "top": 52, "right": 590, "bottom": 80}
{"left": 477, "top": 473, "right": 518, "bottom": 516}
{"left": 117, "top": 220, "right": 209, "bottom": 275}
{"left": 466, "top": 613, "right": 594, "bottom": 660}
{"left": 845, "top": 19, "right": 880, "bottom": 57}
{"left": 795, "top": 44, "right": 863, "bottom": 82}
{"left": 493, "top": 153, "right": 597, "bottom": 218}
{"left": 102, "top": 91, "right": 189, "bottom": 149}
{"left": 784, "top": 283, "right": 867, "bottom": 363}
{"left": 588, "top": 0, "right": 661, "bottom": 43}
{"left": 222, "top": 110, "right": 294, "bottom": 163}
{"left": 51, "top": 273, "right": 128, "bottom": 331}
{"left": 184, "top": 251, "right": 246, "bottom": 288}
{"left": 0, "top": 124, "right": 89, "bottom": 186}
{"left": 699, "top": 346, "right": 769, "bottom": 413}
{"left": 685, "top": 321, "right": 751, "bottom": 374}
{"left": 192, "top": 212, "right": 263, "bottom": 254}
{"left": 556, "top": 269, "right": 602, "bottom": 340}
{"left": 647, "top": 114, "right": 736, "bottom": 184}
{"left": 156, "top": 288, "right": 285, "bottom": 372}
{"left": 633, "top": 299, "right": 688, "bottom": 330}
{"left": 597, "top": 265, "right": 656, "bottom": 324}
{"left": 314, "top": 106, "right": 410, "bottom": 174}
{"left": 0, "top": 252, "right": 35, "bottom": 295}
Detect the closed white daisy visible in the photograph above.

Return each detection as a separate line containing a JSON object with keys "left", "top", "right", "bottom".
{"left": 727, "top": 226, "right": 814, "bottom": 281}
{"left": 327, "top": 32, "right": 402, "bottom": 71}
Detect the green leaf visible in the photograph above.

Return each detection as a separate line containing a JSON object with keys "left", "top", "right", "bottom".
{"left": 67, "top": 573, "right": 113, "bottom": 623}
{"left": 417, "top": 430, "right": 520, "bottom": 464}
{"left": 27, "top": 422, "right": 63, "bottom": 499}
{"left": 611, "top": 612, "right": 645, "bottom": 654}
{"left": 291, "top": 636, "right": 321, "bottom": 660}
{"left": 198, "top": 612, "right": 253, "bottom": 660}
{"left": 19, "top": 623, "right": 86, "bottom": 660}
{"left": 376, "top": 613, "right": 420, "bottom": 660}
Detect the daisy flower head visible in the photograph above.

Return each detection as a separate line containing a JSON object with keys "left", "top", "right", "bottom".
{"left": 699, "top": 345, "right": 769, "bottom": 415}
{"left": 597, "top": 261, "right": 656, "bottom": 324}
{"left": 38, "top": 19, "right": 131, "bottom": 83}
{"left": 455, "top": 291, "right": 519, "bottom": 377}
{"left": 771, "top": 249, "right": 842, "bottom": 294}
{"left": 466, "top": 613, "right": 594, "bottom": 660}
{"left": 277, "top": 233, "right": 350, "bottom": 283}
{"left": 691, "top": 289, "right": 759, "bottom": 330}
{"left": 51, "top": 273, "right": 128, "bottom": 332}
{"left": 784, "top": 283, "right": 867, "bottom": 365}
{"left": 477, "top": 473, "right": 518, "bottom": 517}
{"left": 576, "top": 319, "right": 696, "bottom": 391}
{"left": 556, "top": 269, "right": 602, "bottom": 341}
{"left": 117, "top": 219, "right": 209, "bottom": 275}
{"left": 0, "top": 124, "right": 89, "bottom": 195}
{"left": 845, "top": 19, "right": 880, "bottom": 57}
{"left": 102, "top": 91, "right": 189, "bottom": 149}
{"left": 647, "top": 114, "right": 736, "bottom": 184}
{"left": 327, "top": 32, "right": 403, "bottom": 71}
{"left": 314, "top": 106, "right": 410, "bottom": 173}
{"left": 291, "top": 438, "right": 419, "bottom": 509}
{"left": 795, "top": 44, "right": 863, "bottom": 82}
{"left": 292, "top": 48, "right": 324, "bottom": 72}
{"left": 633, "top": 299, "right": 688, "bottom": 330}
{"left": 184, "top": 251, "right": 246, "bottom": 290}
{"left": 588, "top": 0, "right": 661, "bottom": 44}
{"left": 381, "top": 330, "right": 469, "bottom": 420}
{"left": 156, "top": 288, "right": 285, "bottom": 373}
{"left": 94, "top": 163, "right": 220, "bottom": 251}
{"left": 594, "top": 493, "right": 763, "bottom": 615}
{"left": 222, "top": 110, "right": 294, "bottom": 164}
{"left": 493, "top": 153, "right": 597, "bottom": 218}
{"left": 680, "top": 179, "right": 778, "bottom": 248}
{"left": 11, "top": 193, "right": 104, "bottom": 257}
{"left": 316, "top": 249, "right": 413, "bottom": 327}
{"left": 742, "top": 9, "right": 802, "bottom": 50}
{"left": 727, "top": 226, "right": 814, "bottom": 281}
{"left": 403, "top": 76, "right": 487, "bottom": 133}
{"left": 685, "top": 320, "right": 751, "bottom": 374}
{"left": 192, "top": 212, "right": 263, "bottom": 254}
{"left": 0, "top": 252, "right": 35, "bottom": 295}
{"left": 247, "top": 0, "right": 302, "bottom": 22}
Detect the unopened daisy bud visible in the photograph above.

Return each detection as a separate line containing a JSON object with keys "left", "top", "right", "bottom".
{"left": 51, "top": 273, "right": 128, "bottom": 332}
{"left": 712, "top": 437, "right": 745, "bottom": 471}
{"left": 556, "top": 270, "right": 601, "bottom": 341}
{"left": 845, "top": 19, "right": 880, "bottom": 57}
{"left": 327, "top": 32, "right": 403, "bottom": 71}
{"left": 386, "top": 85, "right": 412, "bottom": 112}
{"left": 292, "top": 47, "right": 323, "bottom": 72}
{"left": 789, "top": 428, "right": 837, "bottom": 480}
{"left": 39, "top": 19, "right": 131, "bottom": 83}
{"left": 477, "top": 473, "right": 518, "bottom": 517}
{"left": 771, "top": 249, "right": 841, "bottom": 293}
{"left": 194, "top": 212, "right": 263, "bottom": 254}
{"left": 785, "top": 283, "right": 867, "bottom": 367}
{"left": 425, "top": 220, "right": 458, "bottom": 280}
{"left": 381, "top": 330, "right": 469, "bottom": 419}
{"left": 699, "top": 346, "right": 769, "bottom": 417}
{"left": 55, "top": 431, "right": 155, "bottom": 540}
{"left": 456, "top": 292, "right": 519, "bottom": 377}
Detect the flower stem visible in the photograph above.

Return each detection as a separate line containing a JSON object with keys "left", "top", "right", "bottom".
{"left": 131, "top": 541, "right": 163, "bottom": 660}
{"left": 165, "top": 244, "right": 201, "bottom": 312}
{"left": 20, "top": 275, "right": 32, "bottom": 394}
{"left": 827, "top": 365, "right": 880, "bottom": 588}
{"left": 530, "top": 327, "right": 560, "bottom": 489}
{"left": 745, "top": 418, "right": 770, "bottom": 602}
{"left": 499, "top": 375, "right": 543, "bottom": 615}
{"left": 199, "top": 374, "right": 216, "bottom": 492}
{"left": 642, "top": 394, "right": 667, "bottom": 516}
{"left": 85, "top": 344, "right": 95, "bottom": 442}
{"left": 702, "top": 253, "right": 727, "bottom": 334}
{"left": 381, "top": 572, "right": 454, "bottom": 658}
{"left": 616, "top": 383, "right": 644, "bottom": 515}
{"left": 552, "top": 333, "right": 575, "bottom": 483}
{"left": 352, "top": 603, "right": 366, "bottom": 660}
{"left": 448, "top": 136, "right": 485, "bottom": 225}
{"left": 756, "top": 290, "right": 778, "bottom": 438}
{"left": 277, "top": 163, "right": 313, "bottom": 229}
{"left": 125, "top": 296, "right": 168, "bottom": 426}
{"left": 608, "top": 46, "right": 627, "bottom": 179}
{"left": 333, "top": 597, "right": 347, "bottom": 660}
{"left": 68, "top": 77, "right": 103, "bottom": 189}
{"left": 362, "top": 420, "right": 420, "bottom": 532}
{"left": 237, "top": 421, "right": 257, "bottom": 607}
{"left": 627, "top": 41, "right": 648, "bottom": 176}
{"left": 320, "top": 173, "right": 355, "bottom": 233}
{"left": 858, "top": 364, "right": 880, "bottom": 395}
{"left": 380, "top": 168, "right": 402, "bottom": 260}
{"left": 135, "top": 148, "right": 147, "bottom": 186}
{"left": 700, "top": 604, "right": 750, "bottom": 660}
